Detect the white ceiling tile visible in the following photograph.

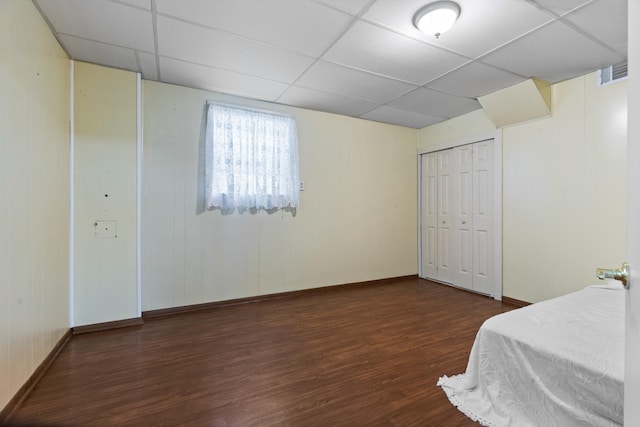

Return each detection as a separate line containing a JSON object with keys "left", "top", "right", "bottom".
{"left": 59, "top": 35, "right": 139, "bottom": 72}
{"left": 482, "top": 21, "right": 626, "bottom": 83}
{"left": 159, "top": 57, "right": 290, "bottom": 102}
{"left": 296, "top": 61, "right": 417, "bottom": 103}
{"left": 529, "top": 0, "right": 594, "bottom": 16}
{"left": 363, "top": 0, "right": 555, "bottom": 58}
{"left": 35, "top": 0, "right": 154, "bottom": 51}
{"left": 311, "top": 0, "right": 374, "bottom": 15}
{"left": 137, "top": 51, "right": 158, "bottom": 80}
{"left": 427, "top": 61, "right": 527, "bottom": 98}
{"left": 360, "top": 105, "right": 446, "bottom": 129}
{"left": 323, "top": 21, "right": 468, "bottom": 85}
{"left": 563, "top": 0, "right": 627, "bottom": 55}
{"left": 112, "top": 0, "right": 151, "bottom": 10}
{"left": 389, "top": 87, "right": 481, "bottom": 118}
{"left": 278, "top": 86, "right": 379, "bottom": 117}
{"left": 157, "top": 16, "right": 315, "bottom": 83}
{"left": 156, "top": 0, "right": 353, "bottom": 57}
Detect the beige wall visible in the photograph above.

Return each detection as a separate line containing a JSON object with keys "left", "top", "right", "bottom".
{"left": 0, "top": 0, "right": 70, "bottom": 411}
{"left": 418, "top": 109, "right": 496, "bottom": 151}
{"left": 73, "top": 62, "right": 139, "bottom": 326}
{"left": 142, "top": 81, "right": 418, "bottom": 311}
{"left": 419, "top": 73, "right": 627, "bottom": 303}
{"left": 502, "top": 73, "right": 626, "bottom": 302}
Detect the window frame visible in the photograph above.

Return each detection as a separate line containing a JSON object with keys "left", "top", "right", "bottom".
{"left": 204, "top": 102, "right": 300, "bottom": 211}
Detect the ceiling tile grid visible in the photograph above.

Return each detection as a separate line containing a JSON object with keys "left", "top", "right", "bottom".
{"left": 34, "top": 0, "right": 627, "bottom": 128}
{"left": 155, "top": 0, "right": 356, "bottom": 57}
{"left": 361, "top": 105, "right": 446, "bottom": 128}
{"left": 277, "top": 86, "right": 381, "bottom": 118}
{"left": 425, "top": 61, "right": 527, "bottom": 98}
{"left": 481, "top": 20, "right": 626, "bottom": 83}
{"left": 389, "top": 87, "right": 482, "bottom": 118}
{"left": 159, "top": 56, "right": 291, "bottom": 102}
{"left": 36, "top": 0, "right": 155, "bottom": 51}
{"left": 156, "top": 15, "right": 318, "bottom": 83}
{"left": 322, "top": 20, "right": 470, "bottom": 85}
{"left": 293, "top": 61, "right": 418, "bottom": 103}
{"left": 561, "top": 0, "right": 628, "bottom": 55}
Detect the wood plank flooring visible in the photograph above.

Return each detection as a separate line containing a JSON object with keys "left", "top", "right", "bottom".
{"left": 6, "top": 278, "right": 514, "bottom": 426}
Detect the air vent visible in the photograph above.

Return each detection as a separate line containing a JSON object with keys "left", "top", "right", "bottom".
{"left": 598, "top": 61, "right": 628, "bottom": 86}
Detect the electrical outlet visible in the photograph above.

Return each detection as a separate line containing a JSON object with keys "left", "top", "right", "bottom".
{"left": 299, "top": 181, "right": 305, "bottom": 191}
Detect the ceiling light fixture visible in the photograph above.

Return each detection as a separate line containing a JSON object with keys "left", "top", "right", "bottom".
{"left": 413, "top": 1, "right": 461, "bottom": 39}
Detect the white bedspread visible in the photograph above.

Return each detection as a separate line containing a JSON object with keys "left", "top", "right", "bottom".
{"left": 438, "top": 284, "right": 624, "bottom": 427}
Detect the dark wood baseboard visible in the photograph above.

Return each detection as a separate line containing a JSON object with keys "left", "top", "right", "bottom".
{"left": 502, "top": 296, "right": 531, "bottom": 308}
{"left": 0, "top": 328, "right": 72, "bottom": 424}
{"left": 143, "top": 275, "right": 419, "bottom": 319}
{"left": 7, "top": 277, "right": 509, "bottom": 426}
{"left": 72, "top": 317, "right": 144, "bottom": 335}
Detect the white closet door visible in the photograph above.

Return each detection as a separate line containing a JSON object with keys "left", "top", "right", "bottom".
{"left": 437, "top": 149, "right": 454, "bottom": 284}
{"left": 452, "top": 144, "right": 473, "bottom": 289}
{"left": 419, "top": 138, "right": 500, "bottom": 298}
{"left": 420, "top": 152, "right": 438, "bottom": 279}
{"left": 472, "top": 140, "right": 494, "bottom": 294}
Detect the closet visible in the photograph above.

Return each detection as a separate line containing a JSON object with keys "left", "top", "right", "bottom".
{"left": 420, "top": 139, "right": 497, "bottom": 296}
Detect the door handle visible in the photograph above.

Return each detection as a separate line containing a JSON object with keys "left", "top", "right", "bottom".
{"left": 596, "top": 262, "right": 629, "bottom": 287}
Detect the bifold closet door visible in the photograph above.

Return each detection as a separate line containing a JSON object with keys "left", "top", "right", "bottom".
{"left": 420, "top": 149, "right": 454, "bottom": 283}
{"left": 421, "top": 149, "right": 455, "bottom": 284}
{"left": 420, "top": 139, "right": 495, "bottom": 295}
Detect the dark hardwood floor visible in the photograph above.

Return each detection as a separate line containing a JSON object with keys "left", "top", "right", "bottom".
{"left": 6, "top": 278, "right": 514, "bottom": 427}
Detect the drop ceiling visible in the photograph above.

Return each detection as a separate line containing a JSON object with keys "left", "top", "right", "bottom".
{"left": 33, "top": 0, "right": 627, "bottom": 129}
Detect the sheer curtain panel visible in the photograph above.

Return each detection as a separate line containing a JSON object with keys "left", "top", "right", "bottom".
{"left": 205, "top": 103, "right": 300, "bottom": 211}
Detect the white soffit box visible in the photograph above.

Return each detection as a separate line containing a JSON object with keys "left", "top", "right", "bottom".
{"left": 478, "top": 78, "right": 551, "bottom": 128}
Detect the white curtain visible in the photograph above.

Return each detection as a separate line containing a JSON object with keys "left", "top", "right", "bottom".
{"left": 205, "top": 103, "right": 300, "bottom": 210}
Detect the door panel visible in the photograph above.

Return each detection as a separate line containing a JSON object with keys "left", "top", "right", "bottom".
{"left": 475, "top": 230, "right": 488, "bottom": 278}
{"left": 420, "top": 153, "right": 438, "bottom": 279}
{"left": 472, "top": 140, "right": 494, "bottom": 294}
{"left": 453, "top": 145, "right": 473, "bottom": 289}
{"left": 426, "top": 227, "right": 437, "bottom": 267}
{"left": 437, "top": 150, "right": 454, "bottom": 283}
{"left": 459, "top": 229, "right": 472, "bottom": 273}
{"left": 439, "top": 228, "right": 451, "bottom": 268}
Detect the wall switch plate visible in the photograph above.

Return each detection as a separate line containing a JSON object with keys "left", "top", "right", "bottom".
{"left": 94, "top": 220, "right": 117, "bottom": 238}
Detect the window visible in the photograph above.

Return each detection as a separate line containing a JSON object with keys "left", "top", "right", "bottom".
{"left": 205, "top": 102, "right": 300, "bottom": 211}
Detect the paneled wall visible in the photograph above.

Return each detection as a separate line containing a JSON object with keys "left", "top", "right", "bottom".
{"left": 418, "top": 73, "right": 627, "bottom": 303}
{"left": 142, "top": 81, "right": 418, "bottom": 311}
{"left": 73, "top": 62, "right": 138, "bottom": 326}
{"left": 0, "top": 0, "right": 70, "bottom": 410}
{"left": 502, "top": 74, "right": 626, "bottom": 303}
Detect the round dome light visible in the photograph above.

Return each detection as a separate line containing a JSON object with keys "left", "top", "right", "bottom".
{"left": 413, "top": 1, "right": 461, "bottom": 38}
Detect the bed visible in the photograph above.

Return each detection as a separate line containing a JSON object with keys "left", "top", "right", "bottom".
{"left": 438, "top": 284, "right": 624, "bottom": 427}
